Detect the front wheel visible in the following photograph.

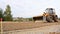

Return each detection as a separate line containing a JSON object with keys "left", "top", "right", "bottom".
{"left": 46, "top": 16, "right": 54, "bottom": 22}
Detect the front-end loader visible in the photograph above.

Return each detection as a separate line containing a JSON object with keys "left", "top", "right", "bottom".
{"left": 33, "top": 8, "right": 58, "bottom": 22}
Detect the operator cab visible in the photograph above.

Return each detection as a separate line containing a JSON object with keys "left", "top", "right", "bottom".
{"left": 45, "top": 8, "right": 55, "bottom": 15}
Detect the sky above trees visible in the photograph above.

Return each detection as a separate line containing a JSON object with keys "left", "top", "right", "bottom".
{"left": 0, "top": 0, "right": 60, "bottom": 18}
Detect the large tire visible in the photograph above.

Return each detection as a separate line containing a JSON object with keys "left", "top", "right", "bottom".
{"left": 46, "top": 16, "right": 54, "bottom": 22}
{"left": 53, "top": 15, "right": 58, "bottom": 22}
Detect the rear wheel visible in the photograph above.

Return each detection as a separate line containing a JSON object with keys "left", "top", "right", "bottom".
{"left": 53, "top": 15, "right": 58, "bottom": 22}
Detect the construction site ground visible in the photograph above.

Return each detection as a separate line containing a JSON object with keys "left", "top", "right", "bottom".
{"left": 2, "top": 21, "right": 60, "bottom": 32}
{"left": 0, "top": 21, "right": 60, "bottom": 34}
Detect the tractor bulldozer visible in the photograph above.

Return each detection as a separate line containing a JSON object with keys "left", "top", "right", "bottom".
{"left": 33, "top": 8, "right": 58, "bottom": 22}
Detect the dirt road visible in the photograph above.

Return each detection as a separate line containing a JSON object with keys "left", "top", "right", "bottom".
{"left": 0, "top": 21, "right": 60, "bottom": 34}
{"left": 16, "top": 25, "right": 60, "bottom": 34}
{"left": 3, "top": 25, "right": 60, "bottom": 34}
{"left": 2, "top": 21, "right": 60, "bottom": 32}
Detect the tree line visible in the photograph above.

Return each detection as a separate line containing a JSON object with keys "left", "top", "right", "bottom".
{"left": 0, "top": 5, "right": 33, "bottom": 21}
{"left": 0, "top": 5, "right": 13, "bottom": 21}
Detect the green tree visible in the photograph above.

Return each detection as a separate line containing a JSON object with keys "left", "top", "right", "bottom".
{"left": 0, "top": 8, "right": 3, "bottom": 19}
{"left": 4, "top": 5, "right": 13, "bottom": 21}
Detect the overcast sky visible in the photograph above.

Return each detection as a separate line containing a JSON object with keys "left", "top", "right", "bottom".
{"left": 0, "top": 0, "right": 60, "bottom": 18}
